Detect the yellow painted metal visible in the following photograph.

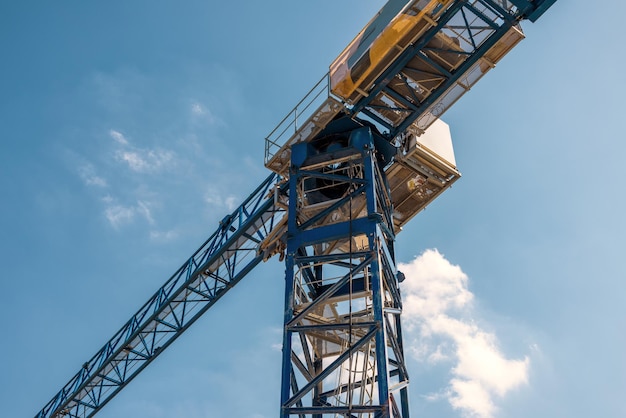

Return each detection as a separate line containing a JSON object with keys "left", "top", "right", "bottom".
{"left": 330, "top": 0, "right": 453, "bottom": 103}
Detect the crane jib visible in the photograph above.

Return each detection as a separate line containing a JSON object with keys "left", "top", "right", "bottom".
{"left": 36, "top": 174, "right": 286, "bottom": 418}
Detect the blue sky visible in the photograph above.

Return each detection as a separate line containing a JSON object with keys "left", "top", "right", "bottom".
{"left": 1, "top": 1, "right": 624, "bottom": 417}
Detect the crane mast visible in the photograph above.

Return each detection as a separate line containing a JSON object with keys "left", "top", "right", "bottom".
{"left": 35, "top": 1, "right": 557, "bottom": 417}
{"left": 280, "top": 118, "right": 411, "bottom": 416}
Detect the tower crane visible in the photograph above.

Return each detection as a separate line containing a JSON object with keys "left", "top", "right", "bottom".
{"left": 35, "top": 1, "right": 557, "bottom": 417}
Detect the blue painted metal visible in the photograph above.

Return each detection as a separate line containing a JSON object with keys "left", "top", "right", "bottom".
{"left": 351, "top": 0, "right": 522, "bottom": 136}
{"left": 265, "top": 1, "right": 559, "bottom": 179}
{"left": 36, "top": 1, "right": 559, "bottom": 417}
{"left": 347, "top": 0, "right": 557, "bottom": 137}
{"left": 508, "top": 0, "right": 557, "bottom": 20}
{"left": 526, "top": 0, "right": 558, "bottom": 22}
{"left": 35, "top": 174, "right": 286, "bottom": 418}
{"left": 280, "top": 121, "right": 409, "bottom": 417}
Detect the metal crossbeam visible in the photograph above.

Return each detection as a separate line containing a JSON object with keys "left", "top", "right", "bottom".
{"left": 351, "top": 0, "right": 523, "bottom": 137}
{"left": 36, "top": 1, "right": 558, "bottom": 416}
{"left": 36, "top": 174, "right": 286, "bottom": 418}
{"left": 280, "top": 126, "right": 409, "bottom": 417}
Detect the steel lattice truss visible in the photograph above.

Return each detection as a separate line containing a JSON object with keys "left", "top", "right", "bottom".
{"left": 35, "top": 1, "right": 557, "bottom": 417}
{"left": 264, "top": 0, "right": 555, "bottom": 179}
{"left": 352, "top": 0, "right": 528, "bottom": 137}
{"left": 37, "top": 174, "right": 286, "bottom": 418}
{"left": 280, "top": 127, "right": 409, "bottom": 417}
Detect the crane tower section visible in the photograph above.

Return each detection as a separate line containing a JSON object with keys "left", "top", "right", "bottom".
{"left": 281, "top": 118, "right": 411, "bottom": 416}
{"left": 271, "top": 0, "right": 555, "bottom": 416}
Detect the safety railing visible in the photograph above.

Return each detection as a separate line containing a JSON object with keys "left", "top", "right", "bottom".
{"left": 264, "top": 73, "right": 338, "bottom": 167}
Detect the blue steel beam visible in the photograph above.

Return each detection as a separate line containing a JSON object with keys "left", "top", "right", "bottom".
{"left": 352, "top": 0, "right": 518, "bottom": 136}
{"left": 265, "top": 1, "right": 557, "bottom": 178}
{"left": 281, "top": 126, "right": 409, "bottom": 417}
{"left": 508, "top": 0, "right": 557, "bottom": 21}
{"left": 36, "top": 1, "right": 560, "bottom": 416}
{"left": 35, "top": 173, "right": 286, "bottom": 418}
{"left": 347, "top": 0, "right": 557, "bottom": 139}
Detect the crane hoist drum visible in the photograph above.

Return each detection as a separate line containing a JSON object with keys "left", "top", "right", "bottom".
{"left": 302, "top": 116, "right": 396, "bottom": 204}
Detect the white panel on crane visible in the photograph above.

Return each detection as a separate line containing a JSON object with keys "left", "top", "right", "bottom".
{"left": 410, "top": 118, "right": 456, "bottom": 167}
{"left": 386, "top": 118, "right": 460, "bottom": 231}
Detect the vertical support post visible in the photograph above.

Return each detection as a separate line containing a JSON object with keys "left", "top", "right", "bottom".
{"left": 279, "top": 124, "right": 410, "bottom": 417}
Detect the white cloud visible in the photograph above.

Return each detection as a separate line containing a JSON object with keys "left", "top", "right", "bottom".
{"left": 116, "top": 151, "right": 145, "bottom": 171}
{"left": 149, "top": 229, "right": 179, "bottom": 242}
{"left": 115, "top": 148, "right": 175, "bottom": 173}
{"left": 104, "top": 204, "right": 136, "bottom": 229}
{"left": 205, "top": 187, "right": 238, "bottom": 212}
{"left": 224, "top": 196, "right": 237, "bottom": 211}
{"left": 137, "top": 200, "right": 155, "bottom": 225}
{"left": 78, "top": 163, "right": 107, "bottom": 187}
{"left": 103, "top": 199, "right": 157, "bottom": 229}
{"left": 191, "top": 102, "right": 204, "bottom": 116}
{"left": 109, "top": 127, "right": 176, "bottom": 173}
{"left": 190, "top": 100, "right": 217, "bottom": 124}
{"left": 109, "top": 129, "right": 129, "bottom": 145}
{"left": 427, "top": 343, "right": 451, "bottom": 364}
{"left": 266, "top": 326, "right": 283, "bottom": 352}
{"left": 449, "top": 379, "right": 495, "bottom": 418}
{"left": 399, "top": 249, "right": 530, "bottom": 418}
